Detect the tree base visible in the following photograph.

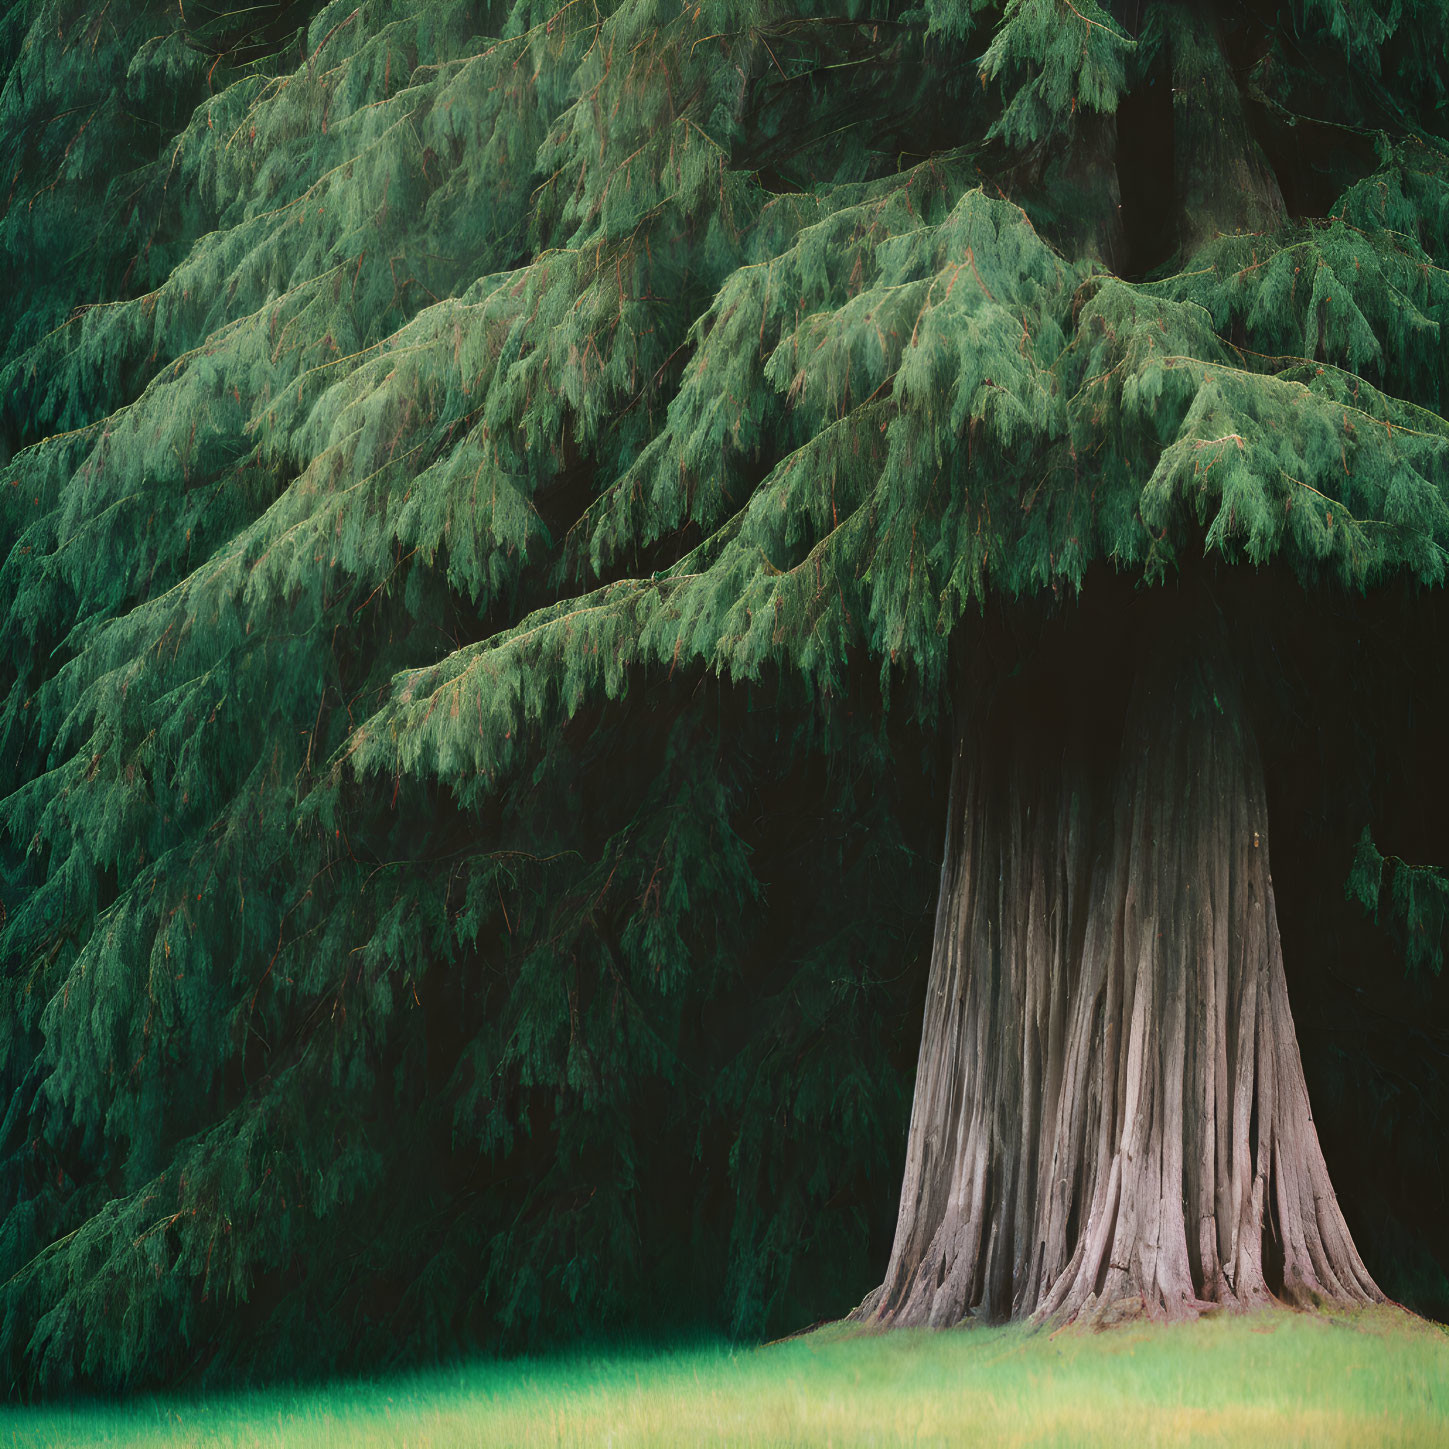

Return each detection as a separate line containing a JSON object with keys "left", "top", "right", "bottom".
{"left": 861, "top": 627, "right": 1380, "bottom": 1328}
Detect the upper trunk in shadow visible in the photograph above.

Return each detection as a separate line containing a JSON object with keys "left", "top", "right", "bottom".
{"left": 1167, "top": 0, "right": 1285, "bottom": 251}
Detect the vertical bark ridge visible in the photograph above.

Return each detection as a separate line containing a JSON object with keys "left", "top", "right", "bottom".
{"left": 860, "top": 643, "right": 1381, "bottom": 1327}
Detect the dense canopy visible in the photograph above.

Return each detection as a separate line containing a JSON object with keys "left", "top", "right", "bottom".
{"left": 1, "top": 0, "right": 1447, "bottom": 1392}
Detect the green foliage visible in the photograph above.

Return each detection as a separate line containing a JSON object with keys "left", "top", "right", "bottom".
{"left": 979, "top": 0, "right": 1132, "bottom": 149}
{"left": 0, "top": 0, "right": 1447, "bottom": 1396}
{"left": 1348, "top": 828, "right": 1449, "bottom": 976}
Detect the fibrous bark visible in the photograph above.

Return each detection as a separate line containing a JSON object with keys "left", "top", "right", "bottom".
{"left": 1167, "top": 0, "right": 1285, "bottom": 250}
{"left": 858, "top": 639, "right": 1380, "bottom": 1327}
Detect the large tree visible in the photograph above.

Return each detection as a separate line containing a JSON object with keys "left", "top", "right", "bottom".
{"left": 1, "top": 0, "right": 1448, "bottom": 1392}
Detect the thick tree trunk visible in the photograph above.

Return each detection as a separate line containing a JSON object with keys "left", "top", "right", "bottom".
{"left": 1168, "top": 0, "right": 1285, "bottom": 250}
{"left": 858, "top": 635, "right": 1381, "bottom": 1327}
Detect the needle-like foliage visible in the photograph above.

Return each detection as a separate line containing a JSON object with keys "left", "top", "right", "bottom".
{"left": 1, "top": 0, "right": 1447, "bottom": 1392}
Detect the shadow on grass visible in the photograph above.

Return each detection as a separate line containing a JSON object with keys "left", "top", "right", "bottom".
{"left": 2, "top": 1305, "right": 1444, "bottom": 1446}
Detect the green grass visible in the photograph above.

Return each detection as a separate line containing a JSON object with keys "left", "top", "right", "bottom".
{"left": 2, "top": 1307, "right": 1445, "bottom": 1446}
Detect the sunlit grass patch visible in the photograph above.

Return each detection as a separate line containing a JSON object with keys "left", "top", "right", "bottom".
{"left": 3, "top": 1305, "right": 1444, "bottom": 1446}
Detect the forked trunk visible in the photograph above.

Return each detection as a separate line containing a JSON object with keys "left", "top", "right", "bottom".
{"left": 858, "top": 632, "right": 1381, "bottom": 1327}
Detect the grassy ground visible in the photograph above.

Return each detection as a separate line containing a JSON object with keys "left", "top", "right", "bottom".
{"left": 1, "top": 1305, "right": 1444, "bottom": 1446}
